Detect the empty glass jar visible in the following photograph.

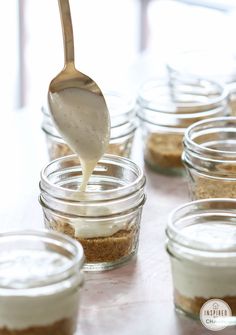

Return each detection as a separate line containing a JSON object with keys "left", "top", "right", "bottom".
{"left": 183, "top": 116, "right": 236, "bottom": 200}
{"left": 137, "top": 77, "right": 229, "bottom": 175}
{"left": 0, "top": 230, "right": 84, "bottom": 335}
{"left": 166, "top": 198, "right": 236, "bottom": 322}
{"left": 42, "top": 91, "right": 137, "bottom": 160}
{"left": 39, "top": 154, "right": 146, "bottom": 271}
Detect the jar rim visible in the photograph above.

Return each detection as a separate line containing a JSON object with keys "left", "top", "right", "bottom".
{"left": 137, "top": 77, "right": 229, "bottom": 115}
{"left": 167, "top": 198, "right": 236, "bottom": 253}
{"left": 0, "top": 230, "right": 84, "bottom": 291}
{"left": 184, "top": 116, "right": 236, "bottom": 157}
{"left": 40, "top": 154, "right": 145, "bottom": 202}
{"left": 167, "top": 49, "right": 236, "bottom": 85}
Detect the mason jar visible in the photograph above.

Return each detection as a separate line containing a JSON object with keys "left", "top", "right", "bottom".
{"left": 166, "top": 198, "right": 236, "bottom": 323}
{"left": 0, "top": 230, "right": 84, "bottom": 335}
{"left": 137, "top": 78, "right": 229, "bottom": 175}
{"left": 183, "top": 116, "right": 236, "bottom": 200}
{"left": 167, "top": 50, "right": 236, "bottom": 115}
{"left": 42, "top": 91, "right": 137, "bottom": 160}
{"left": 39, "top": 154, "right": 146, "bottom": 271}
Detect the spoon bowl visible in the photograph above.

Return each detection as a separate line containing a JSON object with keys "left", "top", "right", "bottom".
{"left": 49, "top": 63, "right": 102, "bottom": 94}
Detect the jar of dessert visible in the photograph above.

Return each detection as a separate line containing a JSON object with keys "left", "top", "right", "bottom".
{"left": 42, "top": 91, "right": 137, "bottom": 160}
{"left": 183, "top": 116, "right": 236, "bottom": 200}
{"left": 166, "top": 198, "right": 236, "bottom": 323}
{"left": 0, "top": 230, "right": 84, "bottom": 335}
{"left": 167, "top": 50, "right": 236, "bottom": 115}
{"left": 39, "top": 154, "right": 146, "bottom": 271}
{"left": 137, "top": 78, "right": 229, "bottom": 175}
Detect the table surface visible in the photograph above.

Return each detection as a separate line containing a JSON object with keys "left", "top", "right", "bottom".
{"left": 1, "top": 108, "right": 235, "bottom": 335}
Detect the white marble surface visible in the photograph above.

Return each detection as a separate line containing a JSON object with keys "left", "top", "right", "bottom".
{"left": 1, "top": 109, "right": 236, "bottom": 335}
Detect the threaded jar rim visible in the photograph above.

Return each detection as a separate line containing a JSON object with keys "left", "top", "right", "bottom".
{"left": 40, "top": 154, "right": 145, "bottom": 202}
{"left": 184, "top": 116, "right": 236, "bottom": 159}
{"left": 167, "top": 198, "right": 236, "bottom": 254}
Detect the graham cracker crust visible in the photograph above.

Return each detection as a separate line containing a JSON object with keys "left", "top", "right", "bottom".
{"left": 48, "top": 141, "right": 73, "bottom": 161}
{"left": 47, "top": 220, "right": 138, "bottom": 263}
{"left": 79, "top": 228, "right": 136, "bottom": 262}
{"left": 0, "top": 318, "right": 76, "bottom": 335}
{"left": 193, "top": 176, "right": 236, "bottom": 199}
{"left": 145, "top": 133, "right": 183, "bottom": 170}
{"left": 175, "top": 290, "right": 236, "bottom": 316}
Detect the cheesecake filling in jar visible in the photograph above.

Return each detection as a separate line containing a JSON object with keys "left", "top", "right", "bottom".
{"left": 166, "top": 198, "right": 236, "bottom": 321}
{"left": 39, "top": 154, "right": 146, "bottom": 271}
{"left": 0, "top": 230, "right": 84, "bottom": 335}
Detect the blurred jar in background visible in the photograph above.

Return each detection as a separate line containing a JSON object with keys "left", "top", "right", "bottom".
{"left": 42, "top": 91, "right": 137, "bottom": 160}
{"left": 137, "top": 77, "right": 229, "bottom": 175}
{"left": 167, "top": 50, "right": 236, "bottom": 115}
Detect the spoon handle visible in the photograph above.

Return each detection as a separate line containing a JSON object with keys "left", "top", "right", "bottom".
{"left": 58, "top": 0, "right": 75, "bottom": 67}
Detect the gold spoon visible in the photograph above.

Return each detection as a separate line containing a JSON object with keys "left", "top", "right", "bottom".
{"left": 48, "top": 0, "right": 110, "bottom": 191}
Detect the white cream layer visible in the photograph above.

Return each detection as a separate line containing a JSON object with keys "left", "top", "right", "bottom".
{"left": 0, "top": 290, "right": 80, "bottom": 330}
{"left": 171, "top": 257, "right": 236, "bottom": 299}
{"left": 0, "top": 250, "right": 81, "bottom": 330}
{"left": 70, "top": 215, "right": 135, "bottom": 238}
{"left": 170, "top": 222, "right": 236, "bottom": 299}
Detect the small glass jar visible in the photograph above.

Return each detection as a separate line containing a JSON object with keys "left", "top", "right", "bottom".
{"left": 42, "top": 91, "right": 137, "bottom": 160}
{"left": 183, "top": 116, "right": 236, "bottom": 200}
{"left": 167, "top": 50, "right": 236, "bottom": 115}
{"left": 0, "top": 230, "right": 84, "bottom": 335}
{"left": 39, "top": 154, "right": 146, "bottom": 271}
{"left": 137, "top": 78, "right": 229, "bottom": 175}
{"left": 166, "top": 198, "right": 236, "bottom": 321}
